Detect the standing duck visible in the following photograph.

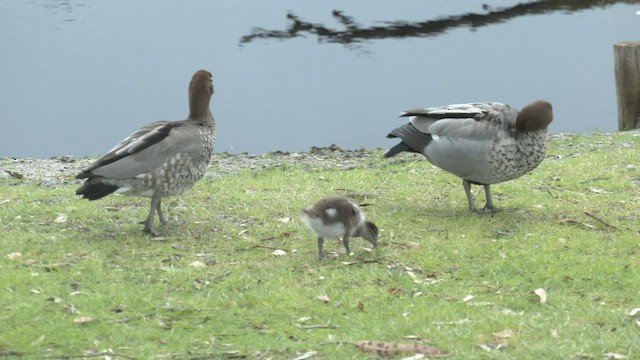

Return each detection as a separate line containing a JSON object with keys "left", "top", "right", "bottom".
{"left": 385, "top": 100, "right": 553, "bottom": 212}
{"left": 300, "top": 196, "right": 378, "bottom": 259}
{"left": 76, "top": 69, "right": 216, "bottom": 235}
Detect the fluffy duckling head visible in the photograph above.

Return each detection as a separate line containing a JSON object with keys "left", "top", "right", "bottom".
{"left": 355, "top": 220, "right": 379, "bottom": 246}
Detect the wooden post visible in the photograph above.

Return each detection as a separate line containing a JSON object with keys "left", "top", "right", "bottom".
{"left": 614, "top": 42, "right": 640, "bottom": 131}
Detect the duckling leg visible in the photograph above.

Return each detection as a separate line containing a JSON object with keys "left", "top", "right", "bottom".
{"left": 462, "top": 180, "right": 478, "bottom": 212}
{"left": 317, "top": 237, "right": 325, "bottom": 259}
{"left": 342, "top": 235, "right": 352, "bottom": 256}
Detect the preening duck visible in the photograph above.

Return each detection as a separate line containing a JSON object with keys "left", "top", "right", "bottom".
{"left": 76, "top": 69, "right": 216, "bottom": 235}
{"left": 385, "top": 100, "right": 553, "bottom": 212}
{"left": 300, "top": 196, "right": 378, "bottom": 259}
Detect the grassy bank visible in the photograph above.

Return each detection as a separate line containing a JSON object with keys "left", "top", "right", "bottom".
{"left": 1, "top": 132, "right": 639, "bottom": 359}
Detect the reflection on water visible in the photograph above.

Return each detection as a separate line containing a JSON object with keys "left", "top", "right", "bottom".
{"left": 1, "top": 0, "right": 638, "bottom": 158}
{"left": 29, "top": 0, "right": 86, "bottom": 24}
{"left": 241, "top": 0, "right": 637, "bottom": 46}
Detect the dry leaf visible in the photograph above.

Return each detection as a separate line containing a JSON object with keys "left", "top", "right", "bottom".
{"left": 466, "top": 301, "right": 493, "bottom": 306}
{"left": 406, "top": 242, "right": 421, "bottom": 249}
{"left": 291, "top": 351, "right": 317, "bottom": 360}
{"left": 272, "top": 249, "right": 287, "bottom": 256}
{"left": 478, "top": 343, "right": 507, "bottom": 352}
{"left": 603, "top": 352, "right": 627, "bottom": 359}
{"left": 406, "top": 271, "right": 422, "bottom": 284}
{"left": 628, "top": 308, "right": 640, "bottom": 316}
{"left": 238, "top": 229, "right": 251, "bottom": 239}
{"left": 73, "top": 316, "right": 93, "bottom": 324}
{"left": 401, "top": 354, "right": 425, "bottom": 360}
{"left": 353, "top": 340, "right": 449, "bottom": 357}
{"left": 402, "top": 335, "right": 418, "bottom": 340}
{"left": 317, "top": 294, "right": 330, "bottom": 303}
{"left": 30, "top": 335, "right": 45, "bottom": 346}
{"left": 534, "top": 288, "right": 547, "bottom": 304}
{"left": 388, "top": 287, "right": 407, "bottom": 297}
{"left": 500, "top": 308, "right": 524, "bottom": 316}
{"left": 189, "top": 261, "right": 207, "bottom": 269}
{"left": 433, "top": 318, "right": 472, "bottom": 325}
{"left": 7, "top": 252, "right": 22, "bottom": 260}
{"left": 494, "top": 329, "right": 514, "bottom": 338}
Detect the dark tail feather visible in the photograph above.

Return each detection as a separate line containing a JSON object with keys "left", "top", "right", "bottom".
{"left": 384, "top": 142, "right": 414, "bottom": 158}
{"left": 76, "top": 180, "right": 119, "bottom": 201}
{"left": 384, "top": 123, "right": 432, "bottom": 158}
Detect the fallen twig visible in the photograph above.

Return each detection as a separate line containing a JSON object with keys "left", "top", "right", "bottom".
{"left": 4, "top": 169, "right": 24, "bottom": 180}
{"left": 391, "top": 241, "right": 408, "bottom": 247}
{"left": 170, "top": 243, "right": 188, "bottom": 251}
{"left": 584, "top": 211, "right": 618, "bottom": 230}
{"left": 237, "top": 244, "right": 290, "bottom": 252}
{"left": 213, "top": 270, "right": 232, "bottom": 283}
{"left": 0, "top": 350, "right": 24, "bottom": 357}
{"left": 559, "top": 218, "right": 596, "bottom": 230}
{"left": 45, "top": 351, "right": 137, "bottom": 360}
{"left": 295, "top": 323, "right": 339, "bottom": 330}
{"left": 340, "top": 259, "right": 382, "bottom": 266}
{"left": 103, "top": 313, "right": 154, "bottom": 323}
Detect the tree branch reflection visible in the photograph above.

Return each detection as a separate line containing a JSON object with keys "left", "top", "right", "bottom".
{"left": 240, "top": 0, "right": 637, "bottom": 46}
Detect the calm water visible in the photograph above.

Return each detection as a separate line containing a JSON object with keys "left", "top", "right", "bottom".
{"left": 1, "top": 0, "right": 638, "bottom": 158}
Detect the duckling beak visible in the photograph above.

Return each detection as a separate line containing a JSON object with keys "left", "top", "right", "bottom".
{"left": 363, "top": 221, "right": 379, "bottom": 246}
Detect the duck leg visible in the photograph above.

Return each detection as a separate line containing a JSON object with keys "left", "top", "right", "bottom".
{"left": 156, "top": 198, "right": 184, "bottom": 226}
{"left": 482, "top": 184, "right": 498, "bottom": 213}
{"left": 141, "top": 193, "right": 161, "bottom": 236}
{"left": 317, "top": 237, "right": 325, "bottom": 259}
{"left": 342, "top": 235, "right": 352, "bottom": 256}
{"left": 462, "top": 180, "right": 478, "bottom": 212}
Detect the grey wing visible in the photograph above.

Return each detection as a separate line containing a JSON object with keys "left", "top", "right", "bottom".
{"left": 403, "top": 103, "right": 484, "bottom": 134}
{"left": 78, "top": 121, "right": 198, "bottom": 179}
{"left": 418, "top": 103, "right": 513, "bottom": 140}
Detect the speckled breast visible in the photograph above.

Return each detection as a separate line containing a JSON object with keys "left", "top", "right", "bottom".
{"left": 487, "top": 131, "right": 548, "bottom": 184}
{"left": 143, "top": 127, "right": 215, "bottom": 196}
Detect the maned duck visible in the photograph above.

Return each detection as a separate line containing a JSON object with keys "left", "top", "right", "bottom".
{"left": 76, "top": 69, "right": 216, "bottom": 235}
{"left": 385, "top": 100, "right": 553, "bottom": 212}
{"left": 300, "top": 196, "right": 378, "bottom": 259}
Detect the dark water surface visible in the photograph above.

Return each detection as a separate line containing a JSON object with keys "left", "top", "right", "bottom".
{"left": 1, "top": 0, "right": 638, "bottom": 158}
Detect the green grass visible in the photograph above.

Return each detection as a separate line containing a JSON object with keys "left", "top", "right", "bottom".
{"left": 1, "top": 132, "right": 639, "bottom": 359}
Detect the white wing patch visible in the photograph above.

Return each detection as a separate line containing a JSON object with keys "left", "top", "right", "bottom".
{"left": 325, "top": 208, "right": 338, "bottom": 218}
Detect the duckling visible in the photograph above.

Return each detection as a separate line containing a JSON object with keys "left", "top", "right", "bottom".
{"left": 75, "top": 70, "right": 216, "bottom": 235}
{"left": 385, "top": 100, "right": 553, "bottom": 212}
{"left": 300, "top": 196, "right": 378, "bottom": 259}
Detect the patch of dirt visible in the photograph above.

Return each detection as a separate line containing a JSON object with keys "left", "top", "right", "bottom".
{"left": 0, "top": 144, "right": 377, "bottom": 187}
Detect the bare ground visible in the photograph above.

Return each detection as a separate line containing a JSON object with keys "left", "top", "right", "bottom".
{"left": 0, "top": 145, "right": 381, "bottom": 187}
